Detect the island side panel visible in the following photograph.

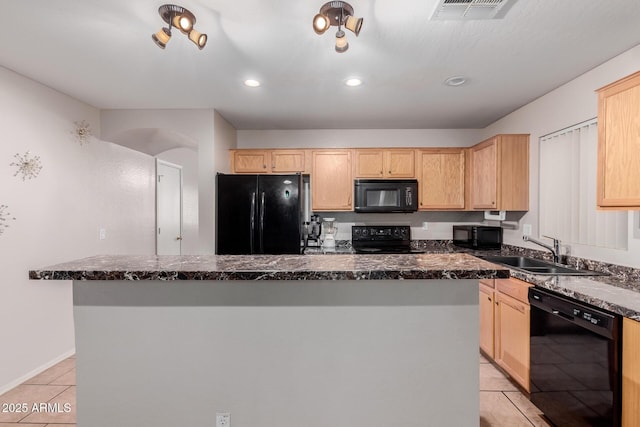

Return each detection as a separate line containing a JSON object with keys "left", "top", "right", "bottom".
{"left": 73, "top": 279, "right": 479, "bottom": 427}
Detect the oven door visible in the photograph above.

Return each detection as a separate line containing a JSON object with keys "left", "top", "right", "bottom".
{"left": 529, "top": 288, "right": 621, "bottom": 427}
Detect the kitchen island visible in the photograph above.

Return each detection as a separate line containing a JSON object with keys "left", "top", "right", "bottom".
{"left": 30, "top": 253, "right": 509, "bottom": 427}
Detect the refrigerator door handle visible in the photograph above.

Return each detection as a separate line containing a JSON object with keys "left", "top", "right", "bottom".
{"left": 259, "top": 192, "right": 266, "bottom": 253}
{"left": 250, "top": 192, "right": 256, "bottom": 254}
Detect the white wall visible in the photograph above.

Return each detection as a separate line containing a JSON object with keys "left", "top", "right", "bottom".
{"left": 483, "top": 44, "right": 640, "bottom": 268}
{"left": 238, "top": 129, "right": 480, "bottom": 149}
{"left": 0, "top": 66, "right": 156, "bottom": 393}
{"left": 101, "top": 109, "right": 238, "bottom": 254}
{"left": 204, "top": 111, "right": 237, "bottom": 253}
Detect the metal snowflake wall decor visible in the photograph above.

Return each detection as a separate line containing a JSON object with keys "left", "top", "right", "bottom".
{"left": 72, "top": 120, "right": 93, "bottom": 145}
{"left": 10, "top": 151, "right": 43, "bottom": 180}
{"left": 0, "top": 204, "right": 16, "bottom": 236}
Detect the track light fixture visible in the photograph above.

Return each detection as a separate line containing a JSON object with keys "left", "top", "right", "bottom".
{"left": 312, "top": 1, "right": 363, "bottom": 53}
{"left": 152, "top": 4, "right": 207, "bottom": 50}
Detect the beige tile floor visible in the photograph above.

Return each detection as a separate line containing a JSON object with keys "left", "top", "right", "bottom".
{"left": 1, "top": 353, "right": 548, "bottom": 426}
{"left": 479, "top": 353, "right": 551, "bottom": 426}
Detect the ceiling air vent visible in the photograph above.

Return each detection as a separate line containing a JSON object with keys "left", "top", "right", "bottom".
{"left": 430, "top": 0, "right": 515, "bottom": 20}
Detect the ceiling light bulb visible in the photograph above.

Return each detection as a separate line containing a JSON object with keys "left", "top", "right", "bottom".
{"left": 344, "top": 15, "right": 363, "bottom": 36}
{"left": 152, "top": 27, "right": 172, "bottom": 49}
{"left": 244, "top": 79, "right": 261, "bottom": 88}
{"left": 345, "top": 78, "right": 362, "bottom": 87}
{"left": 335, "top": 30, "right": 349, "bottom": 53}
{"left": 313, "top": 13, "right": 331, "bottom": 35}
{"left": 188, "top": 29, "right": 207, "bottom": 49}
{"left": 172, "top": 15, "right": 191, "bottom": 33}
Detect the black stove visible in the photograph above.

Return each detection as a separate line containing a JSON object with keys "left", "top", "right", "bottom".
{"left": 352, "top": 225, "right": 421, "bottom": 254}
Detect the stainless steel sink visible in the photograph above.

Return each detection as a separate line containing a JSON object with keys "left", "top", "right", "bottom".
{"left": 479, "top": 255, "right": 608, "bottom": 276}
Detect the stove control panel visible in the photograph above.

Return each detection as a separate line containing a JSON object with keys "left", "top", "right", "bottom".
{"left": 352, "top": 225, "right": 410, "bottom": 241}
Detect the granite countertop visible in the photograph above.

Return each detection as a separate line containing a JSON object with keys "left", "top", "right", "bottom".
{"left": 28, "top": 243, "right": 640, "bottom": 319}
{"left": 505, "top": 269, "right": 640, "bottom": 320}
{"left": 29, "top": 253, "right": 510, "bottom": 281}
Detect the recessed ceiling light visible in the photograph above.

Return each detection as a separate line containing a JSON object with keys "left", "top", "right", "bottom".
{"left": 444, "top": 76, "right": 467, "bottom": 87}
{"left": 244, "top": 79, "right": 261, "bottom": 87}
{"left": 345, "top": 78, "right": 362, "bottom": 87}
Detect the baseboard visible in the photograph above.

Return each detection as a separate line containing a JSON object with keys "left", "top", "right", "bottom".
{"left": 0, "top": 348, "right": 76, "bottom": 395}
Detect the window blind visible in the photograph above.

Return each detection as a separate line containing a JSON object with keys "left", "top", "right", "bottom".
{"left": 539, "top": 119, "right": 628, "bottom": 250}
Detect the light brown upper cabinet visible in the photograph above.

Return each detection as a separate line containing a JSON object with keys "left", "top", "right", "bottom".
{"left": 417, "top": 148, "right": 465, "bottom": 210}
{"left": 354, "top": 148, "right": 415, "bottom": 178}
{"left": 231, "top": 149, "right": 270, "bottom": 173}
{"left": 596, "top": 71, "right": 640, "bottom": 209}
{"left": 271, "top": 150, "right": 306, "bottom": 173}
{"left": 311, "top": 150, "right": 353, "bottom": 211}
{"left": 230, "top": 149, "right": 307, "bottom": 174}
{"left": 469, "top": 134, "right": 529, "bottom": 211}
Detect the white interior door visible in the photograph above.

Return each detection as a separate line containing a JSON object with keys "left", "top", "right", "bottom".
{"left": 156, "top": 160, "right": 182, "bottom": 255}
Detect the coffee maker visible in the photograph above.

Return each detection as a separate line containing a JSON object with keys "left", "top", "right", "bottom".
{"left": 305, "top": 214, "right": 322, "bottom": 247}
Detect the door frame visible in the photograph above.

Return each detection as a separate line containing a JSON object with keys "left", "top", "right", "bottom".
{"left": 156, "top": 159, "right": 183, "bottom": 255}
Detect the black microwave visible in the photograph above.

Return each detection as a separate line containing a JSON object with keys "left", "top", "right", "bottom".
{"left": 354, "top": 179, "right": 418, "bottom": 213}
{"left": 453, "top": 225, "right": 503, "bottom": 249}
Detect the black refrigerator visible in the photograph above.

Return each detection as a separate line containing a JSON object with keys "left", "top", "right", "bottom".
{"left": 216, "top": 173, "right": 303, "bottom": 254}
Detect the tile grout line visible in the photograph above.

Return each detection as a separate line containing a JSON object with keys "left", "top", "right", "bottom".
{"left": 502, "top": 391, "right": 537, "bottom": 427}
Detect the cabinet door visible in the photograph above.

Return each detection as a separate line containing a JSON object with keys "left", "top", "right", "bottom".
{"left": 479, "top": 282, "right": 495, "bottom": 359}
{"left": 385, "top": 149, "right": 416, "bottom": 178}
{"left": 232, "top": 150, "right": 270, "bottom": 173}
{"left": 597, "top": 71, "right": 640, "bottom": 208}
{"left": 311, "top": 150, "right": 353, "bottom": 211}
{"left": 470, "top": 139, "right": 498, "bottom": 209}
{"left": 623, "top": 317, "right": 640, "bottom": 427}
{"left": 418, "top": 149, "right": 465, "bottom": 210}
{"left": 495, "top": 292, "right": 530, "bottom": 391}
{"left": 354, "top": 149, "right": 384, "bottom": 178}
{"left": 271, "top": 150, "right": 305, "bottom": 173}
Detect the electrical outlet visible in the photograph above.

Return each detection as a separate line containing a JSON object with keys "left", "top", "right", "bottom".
{"left": 216, "top": 412, "right": 230, "bottom": 427}
{"left": 99, "top": 228, "right": 106, "bottom": 240}
{"left": 523, "top": 224, "right": 532, "bottom": 236}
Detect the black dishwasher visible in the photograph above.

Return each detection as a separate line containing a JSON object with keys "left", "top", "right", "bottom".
{"left": 529, "top": 287, "right": 621, "bottom": 427}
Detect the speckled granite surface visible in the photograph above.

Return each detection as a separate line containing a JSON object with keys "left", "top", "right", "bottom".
{"left": 29, "top": 253, "right": 510, "bottom": 281}
{"left": 29, "top": 240, "right": 640, "bottom": 318}
{"left": 507, "top": 270, "right": 640, "bottom": 320}
{"left": 489, "top": 244, "right": 640, "bottom": 320}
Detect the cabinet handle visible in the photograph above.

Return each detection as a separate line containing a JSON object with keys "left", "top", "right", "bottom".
{"left": 488, "top": 297, "right": 491, "bottom": 302}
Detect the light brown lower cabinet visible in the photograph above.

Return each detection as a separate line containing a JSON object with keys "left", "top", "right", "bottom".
{"left": 622, "top": 317, "right": 640, "bottom": 426}
{"left": 479, "top": 280, "right": 495, "bottom": 359}
{"left": 480, "top": 277, "right": 531, "bottom": 392}
{"left": 494, "top": 291, "right": 530, "bottom": 392}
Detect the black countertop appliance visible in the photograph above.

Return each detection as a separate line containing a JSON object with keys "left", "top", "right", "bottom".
{"left": 453, "top": 225, "right": 502, "bottom": 249}
{"left": 216, "top": 173, "right": 302, "bottom": 254}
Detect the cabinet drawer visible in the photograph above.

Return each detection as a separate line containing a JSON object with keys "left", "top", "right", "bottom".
{"left": 496, "top": 278, "right": 531, "bottom": 304}
{"left": 479, "top": 279, "right": 495, "bottom": 288}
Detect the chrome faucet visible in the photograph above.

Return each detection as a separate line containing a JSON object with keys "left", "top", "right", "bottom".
{"left": 523, "top": 235, "right": 561, "bottom": 264}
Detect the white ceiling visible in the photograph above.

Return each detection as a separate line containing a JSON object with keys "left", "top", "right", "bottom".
{"left": 2, "top": 0, "right": 640, "bottom": 130}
